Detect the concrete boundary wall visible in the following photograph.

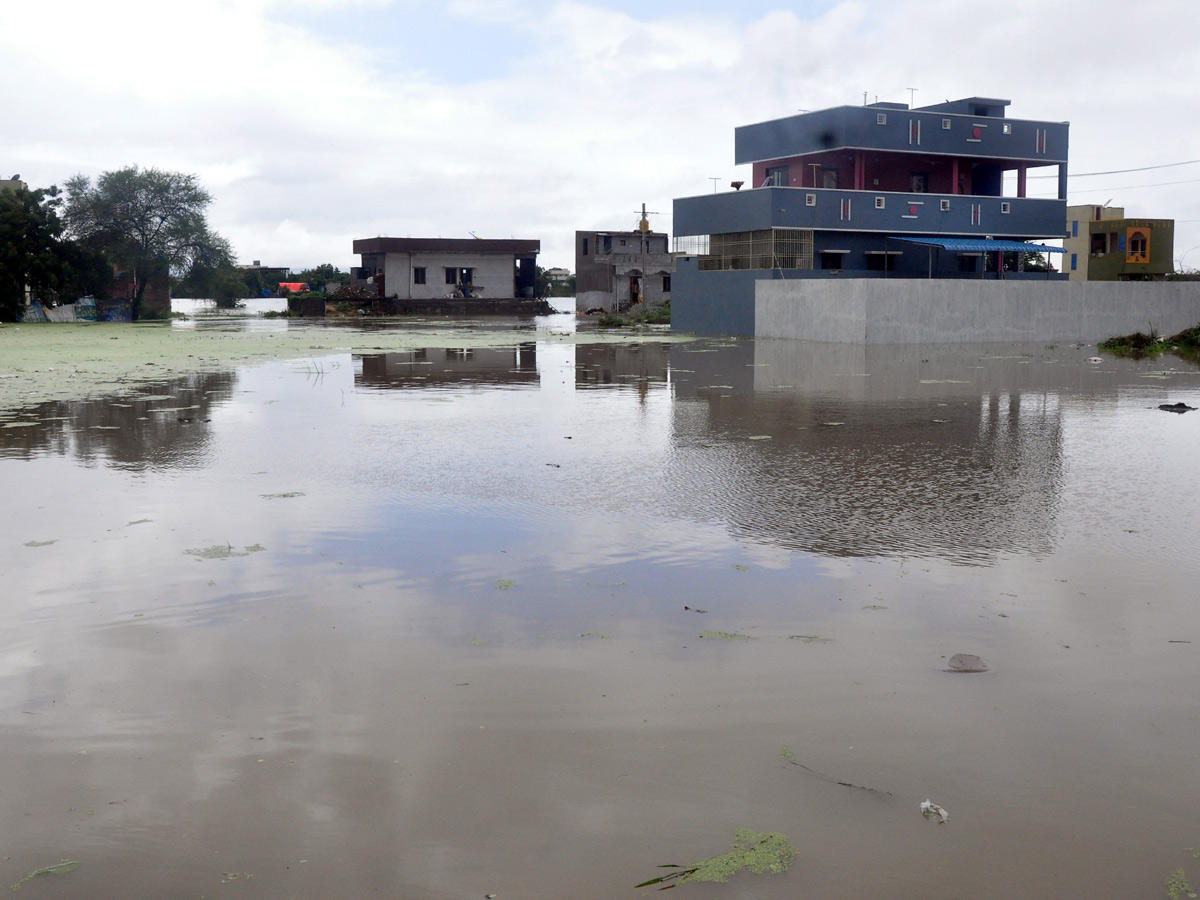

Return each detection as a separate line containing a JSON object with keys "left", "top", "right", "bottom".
{"left": 756, "top": 279, "right": 1200, "bottom": 343}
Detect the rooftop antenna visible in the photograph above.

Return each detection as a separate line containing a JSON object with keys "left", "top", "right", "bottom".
{"left": 469, "top": 231, "right": 481, "bottom": 239}
{"left": 863, "top": 91, "right": 868, "bottom": 105}
{"left": 709, "top": 177, "right": 720, "bottom": 193}
{"left": 907, "top": 86, "right": 918, "bottom": 107}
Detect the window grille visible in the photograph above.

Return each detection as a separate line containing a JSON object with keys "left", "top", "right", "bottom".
{"left": 694, "top": 229, "right": 814, "bottom": 271}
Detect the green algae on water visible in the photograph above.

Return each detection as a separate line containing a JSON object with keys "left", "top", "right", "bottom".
{"left": 1168, "top": 868, "right": 1197, "bottom": 900}
{"left": 185, "top": 544, "right": 250, "bottom": 560}
{"left": 636, "top": 829, "right": 796, "bottom": 890}
{"left": 698, "top": 630, "right": 753, "bottom": 641}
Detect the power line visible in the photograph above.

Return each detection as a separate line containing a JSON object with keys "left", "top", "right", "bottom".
{"left": 1029, "top": 158, "right": 1200, "bottom": 179}
{"left": 1066, "top": 176, "right": 1200, "bottom": 194}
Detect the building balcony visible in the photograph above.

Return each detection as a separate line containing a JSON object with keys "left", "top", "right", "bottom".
{"left": 673, "top": 186, "right": 1065, "bottom": 242}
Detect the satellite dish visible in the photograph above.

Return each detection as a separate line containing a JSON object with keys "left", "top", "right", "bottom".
{"left": 10, "top": 175, "right": 19, "bottom": 181}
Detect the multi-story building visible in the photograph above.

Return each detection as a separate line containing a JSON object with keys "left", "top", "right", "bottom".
{"left": 672, "top": 97, "right": 1069, "bottom": 333}
{"left": 1063, "top": 205, "right": 1174, "bottom": 281}
{"left": 576, "top": 209, "right": 674, "bottom": 312}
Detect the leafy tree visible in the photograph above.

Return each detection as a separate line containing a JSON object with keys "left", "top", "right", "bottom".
{"left": 64, "top": 166, "right": 232, "bottom": 320}
{"left": 0, "top": 185, "right": 68, "bottom": 322}
{"left": 293, "top": 264, "right": 350, "bottom": 292}
{"left": 173, "top": 261, "right": 253, "bottom": 308}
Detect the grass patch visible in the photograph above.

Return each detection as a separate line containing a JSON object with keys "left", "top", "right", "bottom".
{"left": 597, "top": 301, "right": 670, "bottom": 328}
{"left": 1098, "top": 323, "right": 1200, "bottom": 358}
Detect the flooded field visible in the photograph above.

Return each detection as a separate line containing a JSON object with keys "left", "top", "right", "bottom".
{"left": 2, "top": 310, "right": 1199, "bottom": 899}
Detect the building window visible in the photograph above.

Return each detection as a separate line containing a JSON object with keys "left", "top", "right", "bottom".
{"left": 445, "top": 267, "right": 457, "bottom": 285}
{"left": 958, "top": 255, "right": 978, "bottom": 273}
{"left": 819, "top": 251, "right": 846, "bottom": 270}
{"left": 940, "top": 199, "right": 951, "bottom": 212}
{"left": 602, "top": 235, "right": 612, "bottom": 254}
{"left": 909, "top": 119, "right": 921, "bottom": 145}
{"left": 662, "top": 275, "right": 671, "bottom": 292}
{"left": 765, "top": 165, "right": 788, "bottom": 187}
{"left": 619, "top": 239, "right": 626, "bottom": 246}
{"left": 1072, "top": 220, "right": 1078, "bottom": 237}
{"left": 805, "top": 193, "right": 816, "bottom": 207}
{"left": 1002, "top": 123, "right": 1012, "bottom": 135}
{"left": 822, "top": 169, "right": 839, "bottom": 189}
{"left": 875, "top": 196, "right": 886, "bottom": 209}
{"left": 840, "top": 198, "right": 851, "bottom": 221}
{"left": 942, "top": 118, "right": 951, "bottom": 130}
{"left": 877, "top": 113, "right": 887, "bottom": 125}
{"left": 1127, "top": 230, "right": 1149, "bottom": 263}
{"left": 909, "top": 173, "right": 928, "bottom": 193}
{"left": 1000, "top": 202, "right": 1011, "bottom": 214}
{"left": 413, "top": 267, "right": 426, "bottom": 285}
{"left": 582, "top": 237, "right": 589, "bottom": 255}
{"left": 971, "top": 203, "right": 981, "bottom": 226}
{"left": 1071, "top": 253, "right": 1077, "bottom": 271}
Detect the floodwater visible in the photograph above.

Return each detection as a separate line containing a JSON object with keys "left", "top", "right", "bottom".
{"left": 2, "top": 309, "right": 1199, "bottom": 899}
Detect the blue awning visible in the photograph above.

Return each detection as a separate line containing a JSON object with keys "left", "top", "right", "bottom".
{"left": 888, "top": 237, "right": 1066, "bottom": 253}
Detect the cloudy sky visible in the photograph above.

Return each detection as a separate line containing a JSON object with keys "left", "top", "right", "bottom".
{"left": 5, "top": 0, "right": 1200, "bottom": 272}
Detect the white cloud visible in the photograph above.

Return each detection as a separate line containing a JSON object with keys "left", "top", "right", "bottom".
{"left": 4, "top": 0, "right": 1199, "bottom": 271}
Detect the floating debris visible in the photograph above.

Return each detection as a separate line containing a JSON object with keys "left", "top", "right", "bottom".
{"left": 11, "top": 860, "right": 80, "bottom": 890}
{"left": 496, "top": 579, "right": 515, "bottom": 590}
{"left": 1167, "top": 868, "right": 1197, "bottom": 900}
{"left": 1159, "top": 402, "right": 1196, "bottom": 414}
{"left": 920, "top": 799, "right": 949, "bottom": 823}
{"left": 945, "top": 653, "right": 988, "bottom": 673}
{"left": 698, "top": 630, "right": 753, "bottom": 641}
{"left": 185, "top": 544, "right": 250, "bottom": 560}
{"left": 23, "top": 540, "right": 57, "bottom": 548}
{"left": 788, "top": 634, "right": 834, "bottom": 643}
{"left": 683, "top": 606, "right": 708, "bottom": 614}
{"left": 748, "top": 435, "right": 772, "bottom": 440}
{"left": 636, "top": 829, "right": 796, "bottom": 890}
{"left": 260, "top": 492, "right": 305, "bottom": 499}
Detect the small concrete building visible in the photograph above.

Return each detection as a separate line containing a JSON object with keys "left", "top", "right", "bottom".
{"left": 1064, "top": 205, "right": 1174, "bottom": 281}
{"left": 575, "top": 220, "right": 674, "bottom": 313}
{"left": 352, "top": 237, "right": 539, "bottom": 301}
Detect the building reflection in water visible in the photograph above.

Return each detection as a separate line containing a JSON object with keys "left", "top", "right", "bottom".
{"left": 357, "top": 345, "right": 539, "bottom": 390}
{"left": 0, "top": 372, "right": 234, "bottom": 470}
{"left": 663, "top": 341, "right": 1068, "bottom": 564}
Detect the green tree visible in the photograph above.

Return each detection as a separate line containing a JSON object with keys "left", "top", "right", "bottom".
{"left": 293, "top": 264, "right": 350, "bottom": 292}
{"left": 0, "top": 185, "right": 68, "bottom": 322}
{"left": 64, "top": 166, "right": 232, "bottom": 320}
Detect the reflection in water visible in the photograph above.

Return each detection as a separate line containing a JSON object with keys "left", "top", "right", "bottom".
{"left": 574, "top": 342, "right": 671, "bottom": 388}
{"left": 0, "top": 371, "right": 234, "bottom": 469}
{"left": 357, "top": 345, "right": 538, "bottom": 390}
{"left": 665, "top": 342, "right": 1067, "bottom": 563}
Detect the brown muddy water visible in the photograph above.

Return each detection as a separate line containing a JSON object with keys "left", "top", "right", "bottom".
{"left": 2, "top": 312, "right": 1200, "bottom": 899}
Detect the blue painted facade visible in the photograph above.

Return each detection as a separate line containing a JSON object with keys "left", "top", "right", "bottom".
{"left": 672, "top": 97, "right": 1070, "bottom": 334}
